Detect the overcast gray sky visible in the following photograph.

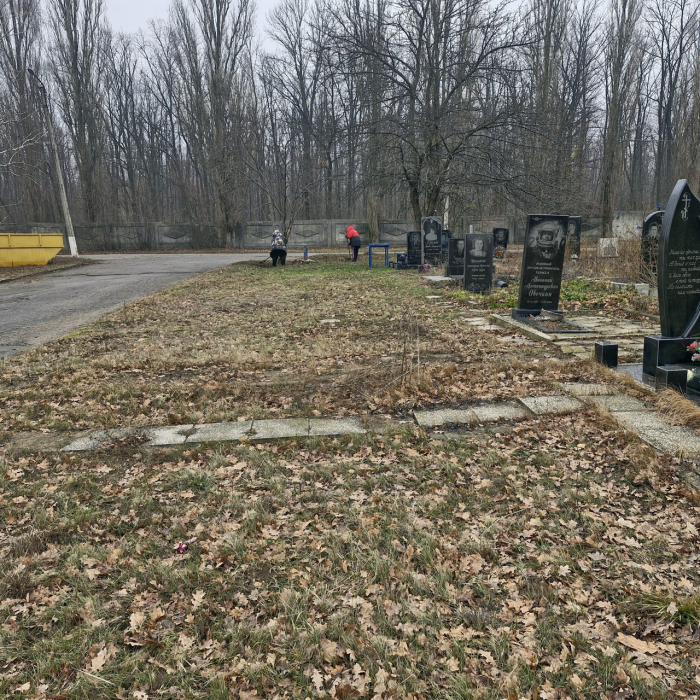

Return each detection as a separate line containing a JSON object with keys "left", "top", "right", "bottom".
{"left": 105, "top": 0, "right": 277, "bottom": 38}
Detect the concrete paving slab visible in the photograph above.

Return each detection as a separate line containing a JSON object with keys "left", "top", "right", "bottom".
{"left": 250, "top": 418, "right": 310, "bottom": 440}
{"left": 308, "top": 417, "right": 366, "bottom": 437}
{"left": 472, "top": 403, "right": 528, "bottom": 423}
{"left": 613, "top": 410, "right": 673, "bottom": 432}
{"left": 588, "top": 395, "right": 650, "bottom": 412}
{"left": 185, "top": 421, "right": 254, "bottom": 444}
{"left": 635, "top": 426, "right": 700, "bottom": 457}
{"left": 518, "top": 395, "right": 584, "bottom": 416}
{"left": 413, "top": 408, "right": 477, "bottom": 428}
{"left": 561, "top": 383, "right": 618, "bottom": 396}
{"left": 62, "top": 428, "right": 134, "bottom": 452}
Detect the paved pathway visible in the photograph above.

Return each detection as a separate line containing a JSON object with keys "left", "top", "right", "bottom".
{"left": 0, "top": 252, "right": 278, "bottom": 357}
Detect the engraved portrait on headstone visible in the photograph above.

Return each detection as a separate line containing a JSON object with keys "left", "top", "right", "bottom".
{"left": 463, "top": 233, "right": 494, "bottom": 293}
{"left": 516, "top": 215, "right": 569, "bottom": 313}
{"left": 421, "top": 217, "right": 442, "bottom": 264}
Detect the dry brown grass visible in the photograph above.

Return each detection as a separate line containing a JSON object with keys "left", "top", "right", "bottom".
{"left": 653, "top": 388, "right": 700, "bottom": 428}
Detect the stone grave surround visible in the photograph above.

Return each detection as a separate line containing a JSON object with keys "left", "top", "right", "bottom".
{"left": 642, "top": 179, "right": 700, "bottom": 393}
{"left": 513, "top": 214, "right": 569, "bottom": 316}
{"left": 463, "top": 232, "right": 494, "bottom": 293}
{"left": 446, "top": 236, "right": 465, "bottom": 276}
{"left": 567, "top": 216, "right": 581, "bottom": 257}
{"left": 642, "top": 210, "right": 663, "bottom": 275}
{"left": 422, "top": 217, "right": 443, "bottom": 264}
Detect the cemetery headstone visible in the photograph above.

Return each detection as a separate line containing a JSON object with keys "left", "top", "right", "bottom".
{"left": 407, "top": 230, "right": 422, "bottom": 265}
{"left": 642, "top": 211, "right": 663, "bottom": 276}
{"left": 642, "top": 180, "right": 700, "bottom": 384}
{"left": 567, "top": 216, "right": 581, "bottom": 257}
{"left": 446, "top": 237, "right": 465, "bottom": 276}
{"left": 463, "top": 233, "right": 494, "bottom": 293}
{"left": 597, "top": 238, "right": 619, "bottom": 257}
{"left": 441, "top": 229, "right": 451, "bottom": 264}
{"left": 493, "top": 228, "right": 509, "bottom": 258}
{"left": 422, "top": 217, "right": 443, "bottom": 264}
{"left": 658, "top": 180, "right": 700, "bottom": 338}
{"left": 514, "top": 215, "right": 569, "bottom": 314}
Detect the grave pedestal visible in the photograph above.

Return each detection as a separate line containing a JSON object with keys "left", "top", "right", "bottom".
{"left": 655, "top": 365, "right": 688, "bottom": 393}
{"left": 642, "top": 335, "right": 694, "bottom": 376}
{"left": 595, "top": 341, "right": 618, "bottom": 368}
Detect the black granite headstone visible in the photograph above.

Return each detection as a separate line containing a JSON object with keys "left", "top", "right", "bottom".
{"left": 407, "top": 230, "right": 422, "bottom": 266}
{"left": 446, "top": 237, "right": 465, "bottom": 276}
{"left": 422, "top": 217, "right": 443, "bottom": 264}
{"left": 493, "top": 228, "right": 509, "bottom": 256}
{"left": 463, "top": 233, "right": 494, "bottom": 293}
{"left": 515, "top": 215, "right": 569, "bottom": 313}
{"left": 642, "top": 211, "right": 663, "bottom": 276}
{"left": 567, "top": 216, "right": 581, "bottom": 257}
{"left": 658, "top": 180, "right": 700, "bottom": 338}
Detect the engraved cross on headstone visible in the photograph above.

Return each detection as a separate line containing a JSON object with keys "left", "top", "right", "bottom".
{"left": 682, "top": 193, "right": 691, "bottom": 220}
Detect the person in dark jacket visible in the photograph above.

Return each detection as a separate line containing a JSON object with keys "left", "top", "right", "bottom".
{"left": 270, "top": 229, "right": 287, "bottom": 267}
{"left": 346, "top": 225, "right": 361, "bottom": 261}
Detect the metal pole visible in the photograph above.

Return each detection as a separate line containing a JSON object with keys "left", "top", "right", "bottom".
{"left": 28, "top": 69, "right": 79, "bottom": 257}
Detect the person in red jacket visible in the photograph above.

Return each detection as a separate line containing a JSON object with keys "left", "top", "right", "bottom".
{"left": 346, "top": 225, "right": 361, "bottom": 261}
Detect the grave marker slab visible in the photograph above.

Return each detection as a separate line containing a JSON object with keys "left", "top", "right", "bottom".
{"left": 493, "top": 228, "right": 509, "bottom": 257}
{"left": 642, "top": 211, "right": 663, "bottom": 276}
{"left": 463, "top": 233, "right": 494, "bottom": 293}
{"left": 598, "top": 238, "right": 619, "bottom": 257}
{"left": 567, "top": 216, "right": 581, "bottom": 257}
{"left": 658, "top": 179, "right": 700, "bottom": 338}
{"left": 407, "top": 230, "right": 422, "bottom": 265}
{"left": 515, "top": 214, "right": 569, "bottom": 313}
{"left": 446, "top": 237, "right": 465, "bottom": 276}
{"left": 422, "top": 217, "right": 443, "bottom": 264}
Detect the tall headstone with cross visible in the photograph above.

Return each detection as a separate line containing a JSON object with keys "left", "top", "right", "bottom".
{"left": 643, "top": 180, "right": 700, "bottom": 389}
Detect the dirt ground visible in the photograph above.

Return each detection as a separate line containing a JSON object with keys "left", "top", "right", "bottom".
{"left": 0, "top": 257, "right": 698, "bottom": 699}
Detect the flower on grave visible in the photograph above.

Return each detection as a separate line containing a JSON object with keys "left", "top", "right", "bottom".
{"left": 689, "top": 341, "right": 700, "bottom": 351}
{"left": 494, "top": 246, "right": 505, "bottom": 259}
{"left": 693, "top": 353, "right": 700, "bottom": 363}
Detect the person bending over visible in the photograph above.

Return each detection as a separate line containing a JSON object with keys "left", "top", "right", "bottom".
{"left": 346, "top": 225, "right": 361, "bottom": 261}
{"left": 270, "top": 229, "right": 287, "bottom": 267}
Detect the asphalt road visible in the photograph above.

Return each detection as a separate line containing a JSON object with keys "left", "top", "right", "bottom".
{"left": 0, "top": 252, "right": 274, "bottom": 358}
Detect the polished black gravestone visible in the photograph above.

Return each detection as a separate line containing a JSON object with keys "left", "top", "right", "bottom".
{"left": 513, "top": 214, "right": 569, "bottom": 315}
{"left": 446, "top": 237, "right": 465, "bottom": 276}
{"left": 641, "top": 211, "right": 663, "bottom": 276}
{"left": 463, "top": 233, "right": 494, "bottom": 293}
{"left": 493, "top": 228, "right": 509, "bottom": 256}
{"left": 407, "top": 230, "right": 422, "bottom": 266}
{"left": 642, "top": 180, "right": 700, "bottom": 387}
{"left": 422, "top": 217, "right": 443, "bottom": 264}
{"left": 567, "top": 216, "right": 581, "bottom": 257}
{"left": 442, "top": 229, "right": 452, "bottom": 264}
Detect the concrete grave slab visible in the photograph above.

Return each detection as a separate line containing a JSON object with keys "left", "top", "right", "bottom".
{"left": 588, "top": 395, "right": 651, "bottom": 413}
{"left": 185, "top": 421, "right": 254, "bottom": 443}
{"left": 472, "top": 403, "right": 528, "bottom": 423}
{"left": 413, "top": 408, "right": 477, "bottom": 429}
{"left": 308, "top": 417, "right": 366, "bottom": 437}
{"left": 422, "top": 276, "right": 453, "bottom": 283}
{"left": 147, "top": 426, "right": 191, "bottom": 446}
{"left": 560, "top": 383, "right": 618, "bottom": 396}
{"left": 613, "top": 410, "right": 674, "bottom": 432}
{"left": 250, "top": 418, "right": 310, "bottom": 440}
{"left": 517, "top": 395, "right": 583, "bottom": 416}
{"left": 62, "top": 428, "right": 134, "bottom": 452}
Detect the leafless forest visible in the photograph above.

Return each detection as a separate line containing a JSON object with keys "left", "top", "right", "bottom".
{"left": 0, "top": 0, "right": 699, "bottom": 238}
